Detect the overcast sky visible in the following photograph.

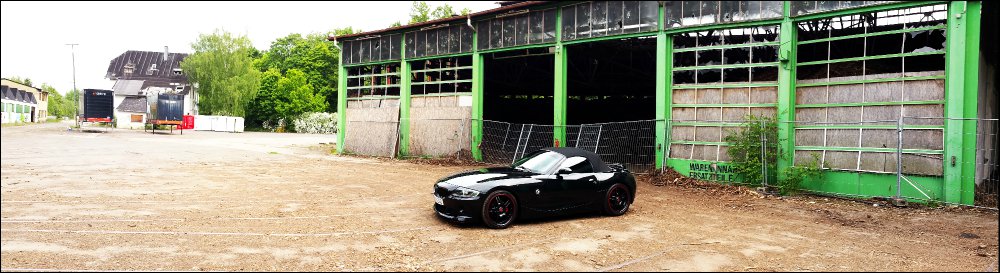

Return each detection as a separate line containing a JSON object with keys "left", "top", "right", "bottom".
{"left": 0, "top": 1, "right": 498, "bottom": 94}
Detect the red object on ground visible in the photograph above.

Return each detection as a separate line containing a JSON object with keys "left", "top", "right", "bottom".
{"left": 85, "top": 118, "right": 112, "bottom": 123}
{"left": 180, "top": 115, "right": 195, "bottom": 130}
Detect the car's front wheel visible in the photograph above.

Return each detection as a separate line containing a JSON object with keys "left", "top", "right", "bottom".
{"left": 603, "top": 183, "right": 631, "bottom": 216}
{"left": 481, "top": 190, "right": 518, "bottom": 229}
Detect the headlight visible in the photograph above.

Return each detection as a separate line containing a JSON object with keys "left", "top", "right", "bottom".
{"left": 450, "top": 187, "right": 481, "bottom": 199}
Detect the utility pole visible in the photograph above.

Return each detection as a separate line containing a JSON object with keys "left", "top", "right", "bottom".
{"left": 66, "top": 43, "right": 78, "bottom": 128}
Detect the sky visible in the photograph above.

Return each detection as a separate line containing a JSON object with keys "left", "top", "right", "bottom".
{"left": 0, "top": 1, "right": 499, "bottom": 94}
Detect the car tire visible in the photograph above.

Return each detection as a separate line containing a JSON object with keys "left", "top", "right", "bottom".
{"left": 481, "top": 190, "right": 518, "bottom": 229}
{"left": 603, "top": 183, "right": 631, "bottom": 216}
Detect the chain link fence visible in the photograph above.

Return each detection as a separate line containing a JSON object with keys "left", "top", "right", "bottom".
{"left": 480, "top": 119, "right": 661, "bottom": 173}
{"left": 900, "top": 117, "right": 998, "bottom": 209}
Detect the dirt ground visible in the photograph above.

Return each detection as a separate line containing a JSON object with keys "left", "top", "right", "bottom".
{"left": 2, "top": 122, "right": 998, "bottom": 272}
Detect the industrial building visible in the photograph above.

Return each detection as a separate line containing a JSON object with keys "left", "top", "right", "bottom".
{"left": 330, "top": 1, "right": 997, "bottom": 207}
{"left": 1, "top": 78, "right": 48, "bottom": 124}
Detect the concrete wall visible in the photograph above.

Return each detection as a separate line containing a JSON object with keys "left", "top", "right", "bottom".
{"left": 344, "top": 99, "right": 400, "bottom": 157}
{"left": 409, "top": 95, "right": 472, "bottom": 157}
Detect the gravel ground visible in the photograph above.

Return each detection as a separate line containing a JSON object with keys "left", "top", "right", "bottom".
{"left": 2, "top": 122, "right": 998, "bottom": 272}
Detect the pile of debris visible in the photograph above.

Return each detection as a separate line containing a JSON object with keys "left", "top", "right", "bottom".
{"left": 638, "top": 168, "right": 761, "bottom": 197}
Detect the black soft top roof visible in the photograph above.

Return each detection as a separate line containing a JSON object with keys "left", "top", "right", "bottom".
{"left": 542, "top": 147, "right": 611, "bottom": 172}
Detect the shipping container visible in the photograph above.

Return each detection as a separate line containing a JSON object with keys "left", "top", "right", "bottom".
{"left": 156, "top": 94, "right": 184, "bottom": 121}
{"left": 82, "top": 89, "right": 114, "bottom": 122}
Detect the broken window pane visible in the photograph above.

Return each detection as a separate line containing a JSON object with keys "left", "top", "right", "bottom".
{"left": 623, "top": 1, "right": 640, "bottom": 33}
{"left": 415, "top": 31, "right": 426, "bottom": 57}
{"left": 697, "top": 31, "right": 722, "bottom": 47}
{"left": 608, "top": 1, "right": 625, "bottom": 34}
{"left": 674, "top": 32, "right": 696, "bottom": 49}
{"left": 751, "top": 46, "right": 778, "bottom": 63}
{"left": 828, "top": 37, "right": 865, "bottom": 60}
{"left": 491, "top": 19, "right": 503, "bottom": 48}
{"left": 760, "top": 1, "right": 782, "bottom": 18}
{"left": 390, "top": 34, "right": 401, "bottom": 60}
{"left": 674, "top": 70, "right": 696, "bottom": 84}
{"left": 865, "top": 57, "right": 903, "bottom": 77}
{"left": 530, "top": 10, "right": 545, "bottom": 44}
{"left": 576, "top": 3, "right": 591, "bottom": 39}
{"left": 516, "top": 14, "right": 529, "bottom": 46}
{"left": 723, "top": 28, "right": 751, "bottom": 44}
{"left": 360, "top": 39, "right": 370, "bottom": 63}
{"left": 543, "top": 9, "right": 557, "bottom": 42}
{"left": 797, "top": 42, "right": 829, "bottom": 64}
{"left": 751, "top": 26, "right": 778, "bottom": 43}
{"left": 461, "top": 26, "right": 473, "bottom": 53}
{"left": 639, "top": 1, "right": 658, "bottom": 32}
{"left": 427, "top": 30, "right": 438, "bottom": 56}
{"left": 477, "top": 20, "right": 490, "bottom": 50}
{"left": 697, "top": 49, "right": 722, "bottom": 66}
{"left": 723, "top": 47, "right": 751, "bottom": 65}
{"left": 697, "top": 69, "right": 722, "bottom": 84}
{"left": 751, "top": 66, "right": 778, "bottom": 82}
{"left": 674, "top": 51, "right": 696, "bottom": 67}
{"left": 591, "top": 1, "right": 608, "bottom": 37}
{"left": 720, "top": 1, "right": 742, "bottom": 23}
{"left": 502, "top": 17, "right": 516, "bottom": 47}
{"left": 699, "top": 1, "right": 719, "bottom": 25}
{"left": 797, "top": 64, "right": 828, "bottom": 81}
{"left": 562, "top": 6, "right": 576, "bottom": 40}
{"left": 723, "top": 68, "right": 750, "bottom": 83}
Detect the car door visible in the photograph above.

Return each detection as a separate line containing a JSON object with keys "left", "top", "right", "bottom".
{"left": 547, "top": 156, "right": 599, "bottom": 209}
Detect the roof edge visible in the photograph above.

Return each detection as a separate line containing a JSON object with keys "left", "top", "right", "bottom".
{"left": 329, "top": 1, "right": 548, "bottom": 41}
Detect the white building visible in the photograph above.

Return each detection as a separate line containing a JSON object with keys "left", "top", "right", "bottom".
{"left": 1, "top": 79, "right": 47, "bottom": 124}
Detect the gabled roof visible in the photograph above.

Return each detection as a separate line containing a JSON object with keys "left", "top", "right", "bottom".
{"left": 112, "top": 80, "right": 145, "bottom": 96}
{"left": 116, "top": 96, "right": 147, "bottom": 113}
{"left": 26, "top": 92, "right": 36, "bottom": 104}
{"left": 106, "top": 50, "right": 189, "bottom": 83}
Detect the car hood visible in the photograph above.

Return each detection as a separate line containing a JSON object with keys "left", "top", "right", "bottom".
{"left": 438, "top": 167, "right": 535, "bottom": 188}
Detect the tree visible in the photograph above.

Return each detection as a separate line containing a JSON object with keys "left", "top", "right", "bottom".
{"left": 8, "top": 76, "right": 33, "bottom": 87}
{"left": 275, "top": 69, "right": 327, "bottom": 124}
{"left": 431, "top": 3, "right": 456, "bottom": 20}
{"left": 41, "top": 84, "right": 66, "bottom": 117}
{"left": 408, "top": 1, "right": 432, "bottom": 23}
{"left": 256, "top": 33, "right": 339, "bottom": 113}
{"left": 389, "top": 21, "right": 403, "bottom": 28}
{"left": 246, "top": 68, "right": 283, "bottom": 127}
{"left": 181, "top": 29, "right": 260, "bottom": 117}
{"left": 63, "top": 88, "right": 80, "bottom": 118}
{"left": 461, "top": 8, "right": 472, "bottom": 16}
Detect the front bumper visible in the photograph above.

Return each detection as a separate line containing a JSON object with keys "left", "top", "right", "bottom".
{"left": 433, "top": 194, "right": 482, "bottom": 223}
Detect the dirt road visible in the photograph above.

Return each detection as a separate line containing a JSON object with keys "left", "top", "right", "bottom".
{"left": 2, "top": 122, "right": 997, "bottom": 271}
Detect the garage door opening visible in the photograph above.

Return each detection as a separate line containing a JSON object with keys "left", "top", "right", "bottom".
{"left": 565, "top": 37, "right": 657, "bottom": 171}
{"left": 566, "top": 37, "right": 656, "bottom": 124}
{"left": 483, "top": 47, "right": 555, "bottom": 125}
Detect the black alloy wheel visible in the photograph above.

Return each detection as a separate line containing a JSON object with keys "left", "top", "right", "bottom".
{"left": 482, "top": 190, "right": 518, "bottom": 229}
{"left": 603, "top": 183, "right": 631, "bottom": 216}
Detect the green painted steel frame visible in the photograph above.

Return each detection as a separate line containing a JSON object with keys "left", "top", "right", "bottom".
{"left": 943, "top": 1, "right": 982, "bottom": 205}
{"left": 333, "top": 0, "right": 982, "bottom": 205}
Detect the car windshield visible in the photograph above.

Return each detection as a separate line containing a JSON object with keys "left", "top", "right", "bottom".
{"left": 513, "top": 151, "right": 565, "bottom": 174}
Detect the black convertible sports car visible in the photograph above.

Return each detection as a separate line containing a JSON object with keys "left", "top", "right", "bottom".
{"left": 433, "top": 147, "right": 637, "bottom": 229}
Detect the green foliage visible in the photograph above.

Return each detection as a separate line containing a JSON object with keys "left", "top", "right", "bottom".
{"left": 780, "top": 154, "right": 823, "bottom": 195}
{"left": 63, "top": 89, "right": 80, "bottom": 118}
{"left": 276, "top": 69, "right": 328, "bottom": 122}
{"left": 409, "top": 1, "right": 432, "bottom": 23}
{"left": 42, "top": 84, "right": 65, "bottom": 117}
{"left": 255, "top": 33, "right": 340, "bottom": 112}
{"left": 8, "top": 76, "right": 33, "bottom": 87}
{"left": 724, "top": 114, "right": 823, "bottom": 195}
{"left": 431, "top": 3, "right": 456, "bottom": 19}
{"left": 181, "top": 29, "right": 261, "bottom": 117}
{"left": 246, "top": 68, "right": 284, "bottom": 128}
{"left": 389, "top": 21, "right": 403, "bottom": 28}
{"left": 723, "top": 115, "right": 780, "bottom": 188}
{"left": 460, "top": 8, "right": 472, "bottom": 16}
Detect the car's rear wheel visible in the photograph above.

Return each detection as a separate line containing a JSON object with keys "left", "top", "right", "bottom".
{"left": 481, "top": 190, "right": 518, "bottom": 229}
{"left": 603, "top": 183, "right": 631, "bottom": 216}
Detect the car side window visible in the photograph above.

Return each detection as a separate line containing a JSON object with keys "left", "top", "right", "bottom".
{"left": 558, "top": 156, "right": 594, "bottom": 173}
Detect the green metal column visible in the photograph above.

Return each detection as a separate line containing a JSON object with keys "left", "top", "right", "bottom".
{"left": 654, "top": 2, "right": 671, "bottom": 170}
{"left": 553, "top": 7, "right": 567, "bottom": 147}
{"left": 337, "top": 42, "right": 348, "bottom": 155}
{"left": 944, "top": 1, "right": 982, "bottom": 205}
{"left": 472, "top": 52, "right": 484, "bottom": 161}
{"left": 398, "top": 59, "right": 412, "bottom": 158}
{"left": 776, "top": 1, "right": 797, "bottom": 182}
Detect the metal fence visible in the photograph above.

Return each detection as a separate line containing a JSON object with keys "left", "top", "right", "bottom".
{"left": 900, "top": 117, "right": 998, "bottom": 209}
{"left": 345, "top": 116, "right": 998, "bottom": 209}
{"left": 480, "top": 119, "right": 661, "bottom": 173}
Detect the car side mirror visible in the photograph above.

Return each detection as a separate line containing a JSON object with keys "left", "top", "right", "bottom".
{"left": 557, "top": 168, "right": 573, "bottom": 175}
